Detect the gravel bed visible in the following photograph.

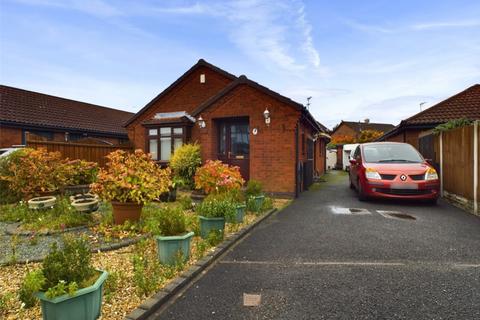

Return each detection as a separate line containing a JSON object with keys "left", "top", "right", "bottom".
{"left": 0, "top": 222, "right": 143, "bottom": 265}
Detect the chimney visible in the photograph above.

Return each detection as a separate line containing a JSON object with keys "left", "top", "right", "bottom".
{"left": 364, "top": 118, "right": 370, "bottom": 124}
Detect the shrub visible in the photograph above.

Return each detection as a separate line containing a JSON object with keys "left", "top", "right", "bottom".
{"left": 194, "top": 160, "right": 244, "bottom": 194}
{"left": 0, "top": 150, "right": 24, "bottom": 203}
{"left": 19, "top": 236, "right": 96, "bottom": 305}
{"left": 155, "top": 206, "right": 187, "bottom": 236}
{"left": 245, "top": 180, "right": 263, "bottom": 197}
{"left": 132, "top": 241, "right": 163, "bottom": 297}
{"left": 91, "top": 149, "right": 171, "bottom": 204}
{"left": 64, "top": 159, "right": 98, "bottom": 185}
{"left": 169, "top": 143, "right": 202, "bottom": 189}
{"left": 0, "top": 148, "right": 70, "bottom": 199}
{"left": 196, "top": 196, "right": 236, "bottom": 221}
{"left": 41, "top": 237, "right": 95, "bottom": 292}
{"left": 433, "top": 118, "right": 473, "bottom": 134}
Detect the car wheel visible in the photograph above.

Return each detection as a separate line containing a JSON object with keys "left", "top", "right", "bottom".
{"left": 426, "top": 198, "right": 438, "bottom": 205}
{"left": 358, "top": 180, "right": 367, "bottom": 201}
{"left": 349, "top": 179, "right": 355, "bottom": 189}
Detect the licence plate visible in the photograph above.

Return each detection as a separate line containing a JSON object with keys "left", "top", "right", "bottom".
{"left": 391, "top": 183, "right": 418, "bottom": 189}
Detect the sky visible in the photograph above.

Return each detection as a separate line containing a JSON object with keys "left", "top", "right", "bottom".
{"left": 1, "top": 0, "right": 479, "bottom": 129}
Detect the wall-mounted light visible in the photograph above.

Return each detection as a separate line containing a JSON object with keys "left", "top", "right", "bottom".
{"left": 198, "top": 115, "right": 206, "bottom": 128}
{"left": 263, "top": 108, "right": 271, "bottom": 126}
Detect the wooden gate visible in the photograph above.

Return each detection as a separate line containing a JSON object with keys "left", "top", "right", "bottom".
{"left": 419, "top": 133, "right": 440, "bottom": 172}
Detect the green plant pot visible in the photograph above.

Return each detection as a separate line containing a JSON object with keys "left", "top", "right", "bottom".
{"left": 254, "top": 195, "right": 265, "bottom": 208}
{"left": 155, "top": 231, "right": 194, "bottom": 265}
{"left": 36, "top": 270, "right": 108, "bottom": 320}
{"left": 227, "top": 205, "right": 246, "bottom": 223}
{"left": 199, "top": 216, "right": 225, "bottom": 239}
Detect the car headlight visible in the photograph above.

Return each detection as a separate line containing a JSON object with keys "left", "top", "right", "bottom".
{"left": 425, "top": 167, "right": 438, "bottom": 180}
{"left": 365, "top": 168, "right": 381, "bottom": 180}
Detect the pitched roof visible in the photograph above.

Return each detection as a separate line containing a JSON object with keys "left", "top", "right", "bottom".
{"left": 402, "top": 84, "right": 480, "bottom": 125}
{"left": 378, "top": 84, "right": 480, "bottom": 141}
{"left": 191, "top": 75, "right": 323, "bottom": 132}
{"left": 332, "top": 120, "right": 395, "bottom": 135}
{"left": 0, "top": 85, "right": 133, "bottom": 137}
{"left": 124, "top": 59, "right": 237, "bottom": 127}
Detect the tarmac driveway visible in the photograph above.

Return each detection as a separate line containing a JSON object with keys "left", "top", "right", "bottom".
{"left": 150, "top": 171, "right": 480, "bottom": 320}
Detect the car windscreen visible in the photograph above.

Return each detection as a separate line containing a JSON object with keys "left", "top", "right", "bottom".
{"left": 363, "top": 144, "right": 423, "bottom": 163}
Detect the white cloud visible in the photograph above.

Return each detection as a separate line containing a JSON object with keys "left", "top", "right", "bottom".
{"left": 412, "top": 20, "right": 480, "bottom": 30}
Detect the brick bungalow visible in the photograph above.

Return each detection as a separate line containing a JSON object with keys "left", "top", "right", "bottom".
{"left": 0, "top": 85, "right": 133, "bottom": 147}
{"left": 378, "top": 84, "right": 480, "bottom": 150}
{"left": 330, "top": 120, "right": 395, "bottom": 169}
{"left": 125, "top": 59, "right": 330, "bottom": 197}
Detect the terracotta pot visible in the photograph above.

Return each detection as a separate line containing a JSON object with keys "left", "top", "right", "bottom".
{"left": 111, "top": 201, "right": 143, "bottom": 225}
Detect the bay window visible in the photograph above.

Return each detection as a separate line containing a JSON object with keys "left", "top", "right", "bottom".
{"left": 147, "top": 127, "right": 184, "bottom": 161}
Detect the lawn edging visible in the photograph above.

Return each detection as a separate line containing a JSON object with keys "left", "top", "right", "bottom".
{"left": 124, "top": 208, "right": 279, "bottom": 320}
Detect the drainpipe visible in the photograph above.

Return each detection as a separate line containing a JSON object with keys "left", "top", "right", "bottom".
{"left": 440, "top": 131, "right": 443, "bottom": 197}
{"left": 474, "top": 121, "right": 478, "bottom": 215}
{"left": 295, "top": 121, "right": 299, "bottom": 198}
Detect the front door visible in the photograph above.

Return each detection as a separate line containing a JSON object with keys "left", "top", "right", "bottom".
{"left": 217, "top": 118, "right": 250, "bottom": 180}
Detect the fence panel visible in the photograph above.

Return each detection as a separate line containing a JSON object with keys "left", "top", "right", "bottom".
{"left": 441, "top": 125, "right": 474, "bottom": 200}
{"left": 26, "top": 140, "right": 133, "bottom": 166}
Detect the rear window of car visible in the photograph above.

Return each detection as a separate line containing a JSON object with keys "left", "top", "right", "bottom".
{"left": 363, "top": 144, "right": 423, "bottom": 163}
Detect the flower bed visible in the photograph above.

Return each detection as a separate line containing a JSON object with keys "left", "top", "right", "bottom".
{"left": 0, "top": 198, "right": 290, "bottom": 319}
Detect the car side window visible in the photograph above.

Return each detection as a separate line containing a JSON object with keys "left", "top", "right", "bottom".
{"left": 353, "top": 146, "right": 360, "bottom": 160}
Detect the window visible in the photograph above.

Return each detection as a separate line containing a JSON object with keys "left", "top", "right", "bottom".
{"left": 147, "top": 127, "right": 184, "bottom": 161}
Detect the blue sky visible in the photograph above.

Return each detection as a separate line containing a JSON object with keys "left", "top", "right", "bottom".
{"left": 1, "top": 0, "right": 479, "bottom": 128}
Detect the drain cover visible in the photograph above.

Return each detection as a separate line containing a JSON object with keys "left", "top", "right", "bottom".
{"left": 388, "top": 213, "right": 416, "bottom": 220}
{"left": 377, "top": 210, "right": 416, "bottom": 220}
{"left": 243, "top": 293, "right": 261, "bottom": 307}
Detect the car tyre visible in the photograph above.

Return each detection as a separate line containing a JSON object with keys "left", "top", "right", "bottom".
{"left": 358, "top": 180, "right": 367, "bottom": 201}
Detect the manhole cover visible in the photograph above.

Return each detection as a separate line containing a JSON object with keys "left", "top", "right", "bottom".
{"left": 243, "top": 293, "right": 261, "bottom": 307}
{"left": 388, "top": 213, "right": 416, "bottom": 220}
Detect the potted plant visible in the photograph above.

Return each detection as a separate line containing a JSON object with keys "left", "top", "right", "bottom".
{"left": 154, "top": 206, "right": 194, "bottom": 265}
{"left": 196, "top": 196, "right": 236, "bottom": 239}
{"left": 245, "top": 180, "right": 265, "bottom": 212}
{"left": 90, "top": 150, "right": 171, "bottom": 224}
{"left": 19, "top": 236, "right": 108, "bottom": 320}
{"left": 229, "top": 189, "right": 247, "bottom": 223}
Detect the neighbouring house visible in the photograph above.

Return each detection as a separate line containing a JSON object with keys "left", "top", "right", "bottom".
{"left": 0, "top": 85, "right": 133, "bottom": 148}
{"left": 125, "top": 59, "right": 330, "bottom": 197}
{"left": 378, "top": 84, "right": 480, "bottom": 149}
{"left": 330, "top": 120, "right": 395, "bottom": 169}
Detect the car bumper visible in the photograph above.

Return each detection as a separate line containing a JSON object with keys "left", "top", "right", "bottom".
{"left": 363, "top": 180, "right": 440, "bottom": 199}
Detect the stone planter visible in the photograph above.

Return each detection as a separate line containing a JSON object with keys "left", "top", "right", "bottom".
{"left": 190, "top": 190, "right": 206, "bottom": 204}
{"left": 36, "top": 270, "right": 108, "bottom": 320}
{"left": 28, "top": 196, "right": 57, "bottom": 210}
{"left": 71, "top": 198, "right": 99, "bottom": 213}
{"left": 155, "top": 231, "right": 194, "bottom": 265}
{"left": 111, "top": 201, "right": 143, "bottom": 225}
{"left": 199, "top": 216, "right": 225, "bottom": 239}
{"left": 69, "top": 193, "right": 99, "bottom": 203}
{"left": 227, "top": 204, "right": 246, "bottom": 224}
{"left": 62, "top": 184, "right": 91, "bottom": 196}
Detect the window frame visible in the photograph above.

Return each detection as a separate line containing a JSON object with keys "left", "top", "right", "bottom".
{"left": 145, "top": 125, "right": 187, "bottom": 163}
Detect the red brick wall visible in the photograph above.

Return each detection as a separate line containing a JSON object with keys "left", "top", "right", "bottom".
{"left": 127, "top": 66, "right": 234, "bottom": 149}
{"left": 384, "top": 129, "right": 423, "bottom": 150}
{"left": 331, "top": 123, "right": 357, "bottom": 139}
{"left": 192, "top": 84, "right": 301, "bottom": 195}
{"left": 0, "top": 126, "right": 22, "bottom": 147}
{"left": 315, "top": 138, "right": 327, "bottom": 176}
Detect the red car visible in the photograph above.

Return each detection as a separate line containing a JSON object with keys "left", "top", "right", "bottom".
{"left": 349, "top": 142, "right": 440, "bottom": 204}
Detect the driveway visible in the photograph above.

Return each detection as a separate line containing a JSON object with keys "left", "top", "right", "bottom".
{"left": 150, "top": 171, "right": 480, "bottom": 320}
